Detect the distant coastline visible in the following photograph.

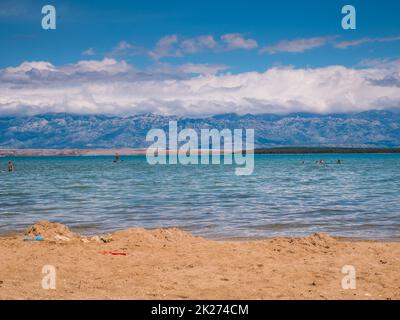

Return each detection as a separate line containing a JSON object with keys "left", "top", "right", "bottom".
{"left": 253, "top": 147, "right": 400, "bottom": 154}
{"left": 1, "top": 147, "right": 400, "bottom": 157}
{"left": 0, "top": 148, "right": 147, "bottom": 157}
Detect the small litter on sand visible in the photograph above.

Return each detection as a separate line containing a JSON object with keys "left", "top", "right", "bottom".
{"left": 91, "top": 235, "right": 113, "bottom": 243}
{"left": 101, "top": 251, "right": 128, "bottom": 256}
{"left": 23, "top": 236, "right": 44, "bottom": 241}
{"left": 54, "top": 235, "right": 71, "bottom": 241}
{"left": 100, "top": 235, "right": 113, "bottom": 243}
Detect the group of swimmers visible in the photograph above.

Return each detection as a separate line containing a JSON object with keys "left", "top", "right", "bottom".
{"left": 301, "top": 159, "right": 342, "bottom": 165}
{"left": 3, "top": 154, "right": 123, "bottom": 172}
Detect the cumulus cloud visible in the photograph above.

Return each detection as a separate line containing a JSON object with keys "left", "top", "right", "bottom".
{"left": 358, "top": 58, "right": 400, "bottom": 88}
{"left": 1, "top": 58, "right": 400, "bottom": 116}
{"left": 221, "top": 33, "right": 258, "bottom": 50}
{"left": 260, "top": 36, "right": 336, "bottom": 54}
{"left": 0, "top": 58, "right": 135, "bottom": 83}
{"left": 334, "top": 36, "right": 400, "bottom": 49}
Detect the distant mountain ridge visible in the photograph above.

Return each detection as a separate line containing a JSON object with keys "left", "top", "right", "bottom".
{"left": 0, "top": 110, "right": 400, "bottom": 148}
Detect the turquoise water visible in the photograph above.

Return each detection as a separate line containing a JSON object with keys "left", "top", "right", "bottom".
{"left": 0, "top": 154, "right": 399, "bottom": 240}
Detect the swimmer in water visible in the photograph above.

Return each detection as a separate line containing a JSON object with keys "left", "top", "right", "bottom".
{"left": 336, "top": 159, "right": 342, "bottom": 164}
{"left": 8, "top": 160, "right": 14, "bottom": 172}
{"left": 113, "top": 153, "right": 121, "bottom": 163}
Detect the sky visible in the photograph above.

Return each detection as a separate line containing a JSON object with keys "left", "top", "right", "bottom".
{"left": 0, "top": 0, "right": 400, "bottom": 116}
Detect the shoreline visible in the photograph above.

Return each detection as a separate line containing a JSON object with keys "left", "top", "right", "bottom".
{"left": 1, "top": 221, "right": 399, "bottom": 299}
{"left": 2, "top": 225, "right": 400, "bottom": 243}
{"left": 1, "top": 147, "right": 400, "bottom": 157}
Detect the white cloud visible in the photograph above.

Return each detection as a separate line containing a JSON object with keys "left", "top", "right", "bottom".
{"left": 82, "top": 48, "right": 95, "bottom": 56}
{"left": 108, "top": 41, "right": 144, "bottom": 57}
{"left": 0, "top": 58, "right": 135, "bottom": 83}
{"left": 1, "top": 59, "right": 400, "bottom": 116}
{"left": 221, "top": 33, "right": 258, "bottom": 50}
{"left": 178, "top": 63, "right": 229, "bottom": 75}
{"left": 148, "top": 33, "right": 258, "bottom": 60}
{"left": 145, "top": 62, "right": 229, "bottom": 77}
{"left": 96, "top": 34, "right": 400, "bottom": 62}
{"left": 5, "top": 61, "right": 56, "bottom": 73}
{"left": 149, "top": 35, "right": 181, "bottom": 60}
{"left": 65, "top": 58, "right": 133, "bottom": 74}
{"left": 260, "top": 36, "right": 335, "bottom": 54}
{"left": 149, "top": 34, "right": 219, "bottom": 60}
{"left": 334, "top": 36, "right": 400, "bottom": 49}
{"left": 180, "top": 35, "right": 217, "bottom": 53}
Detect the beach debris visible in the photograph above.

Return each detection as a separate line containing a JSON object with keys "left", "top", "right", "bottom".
{"left": 100, "top": 235, "right": 113, "bottom": 243}
{"left": 91, "top": 236, "right": 101, "bottom": 242}
{"left": 90, "top": 235, "right": 113, "bottom": 243}
{"left": 54, "top": 235, "right": 71, "bottom": 242}
{"left": 101, "top": 251, "right": 128, "bottom": 256}
{"left": 23, "top": 236, "right": 44, "bottom": 241}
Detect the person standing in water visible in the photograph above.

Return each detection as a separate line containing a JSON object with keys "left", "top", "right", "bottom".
{"left": 8, "top": 160, "right": 14, "bottom": 172}
{"left": 113, "top": 153, "right": 120, "bottom": 163}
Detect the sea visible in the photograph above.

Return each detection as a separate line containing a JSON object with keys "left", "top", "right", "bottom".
{"left": 0, "top": 154, "right": 399, "bottom": 240}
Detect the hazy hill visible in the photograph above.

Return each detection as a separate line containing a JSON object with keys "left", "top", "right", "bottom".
{"left": 0, "top": 110, "right": 399, "bottom": 148}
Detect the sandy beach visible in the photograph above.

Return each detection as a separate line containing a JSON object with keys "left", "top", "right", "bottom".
{"left": 0, "top": 221, "right": 399, "bottom": 300}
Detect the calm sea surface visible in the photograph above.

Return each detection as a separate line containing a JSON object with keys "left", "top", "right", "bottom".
{"left": 0, "top": 154, "right": 399, "bottom": 240}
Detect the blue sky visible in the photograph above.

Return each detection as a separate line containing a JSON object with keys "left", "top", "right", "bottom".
{"left": 1, "top": 0, "right": 400, "bottom": 71}
{"left": 0, "top": 0, "right": 399, "bottom": 116}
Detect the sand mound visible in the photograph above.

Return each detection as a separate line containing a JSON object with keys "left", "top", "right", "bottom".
{"left": 25, "top": 220, "right": 78, "bottom": 239}
{"left": 306, "top": 233, "right": 337, "bottom": 245}
{"left": 288, "top": 232, "right": 337, "bottom": 249}
{"left": 112, "top": 227, "right": 199, "bottom": 246}
{"left": 23, "top": 221, "right": 335, "bottom": 249}
{"left": 23, "top": 221, "right": 196, "bottom": 244}
{"left": 150, "top": 228, "right": 198, "bottom": 241}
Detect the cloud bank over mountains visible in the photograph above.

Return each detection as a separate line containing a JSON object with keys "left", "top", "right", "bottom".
{"left": 0, "top": 57, "right": 400, "bottom": 117}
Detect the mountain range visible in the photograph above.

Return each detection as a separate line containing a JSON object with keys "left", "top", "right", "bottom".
{"left": 0, "top": 110, "right": 400, "bottom": 149}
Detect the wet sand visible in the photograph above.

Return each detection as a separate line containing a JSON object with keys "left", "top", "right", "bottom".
{"left": 0, "top": 221, "right": 399, "bottom": 300}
